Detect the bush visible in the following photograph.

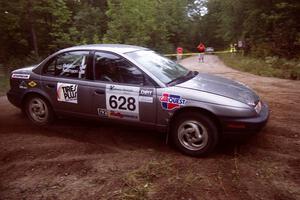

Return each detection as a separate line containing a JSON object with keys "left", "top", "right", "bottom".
{"left": 219, "top": 53, "right": 300, "bottom": 80}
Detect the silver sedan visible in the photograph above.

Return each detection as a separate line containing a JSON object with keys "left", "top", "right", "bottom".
{"left": 7, "top": 44, "right": 269, "bottom": 156}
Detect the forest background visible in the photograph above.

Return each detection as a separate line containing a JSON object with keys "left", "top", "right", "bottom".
{"left": 0, "top": 0, "right": 299, "bottom": 79}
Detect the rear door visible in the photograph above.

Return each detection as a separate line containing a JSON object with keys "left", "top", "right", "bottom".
{"left": 90, "top": 51, "right": 157, "bottom": 125}
{"left": 41, "top": 50, "right": 93, "bottom": 115}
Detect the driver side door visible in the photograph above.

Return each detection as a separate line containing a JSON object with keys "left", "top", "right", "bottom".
{"left": 90, "top": 51, "right": 157, "bottom": 125}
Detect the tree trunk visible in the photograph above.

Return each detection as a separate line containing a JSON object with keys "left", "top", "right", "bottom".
{"left": 27, "top": 0, "right": 39, "bottom": 57}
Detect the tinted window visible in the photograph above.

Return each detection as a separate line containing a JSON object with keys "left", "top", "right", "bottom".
{"left": 94, "top": 52, "right": 144, "bottom": 85}
{"left": 44, "top": 51, "right": 89, "bottom": 79}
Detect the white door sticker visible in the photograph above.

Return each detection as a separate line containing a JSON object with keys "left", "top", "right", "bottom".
{"left": 12, "top": 74, "right": 30, "bottom": 79}
{"left": 57, "top": 83, "right": 78, "bottom": 104}
{"left": 106, "top": 84, "right": 139, "bottom": 120}
{"left": 139, "top": 89, "right": 154, "bottom": 103}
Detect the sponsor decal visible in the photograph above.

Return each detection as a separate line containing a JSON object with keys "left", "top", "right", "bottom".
{"left": 107, "top": 84, "right": 138, "bottom": 94}
{"left": 139, "top": 89, "right": 153, "bottom": 96}
{"left": 62, "top": 64, "right": 79, "bottom": 74}
{"left": 139, "top": 96, "right": 153, "bottom": 103}
{"left": 106, "top": 85, "right": 139, "bottom": 112}
{"left": 108, "top": 111, "right": 138, "bottom": 120}
{"left": 97, "top": 108, "right": 108, "bottom": 117}
{"left": 105, "top": 84, "right": 140, "bottom": 120}
{"left": 57, "top": 83, "right": 78, "bottom": 104}
{"left": 19, "top": 81, "right": 28, "bottom": 89}
{"left": 28, "top": 81, "right": 37, "bottom": 87}
{"left": 97, "top": 108, "right": 138, "bottom": 120}
{"left": 160, "top": 93, "right": 187, "bottom": 110}
{"left": 12, "top": 74, "right": 30, "bottom": 79}
{"left": 139, "top": 89, "right": 154, "bottom": 103}
{"left": 108, "top": 111, "right": 123, "bottom": 118}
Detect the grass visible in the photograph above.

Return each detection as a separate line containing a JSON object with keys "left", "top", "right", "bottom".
{"left": 0, "top": 68, "right": 9, "bottom": 96}
{"left": 218, "top": 53, "right": 300, "bottom": 80}
{"left": 118, "top": 159, "right": 210, "bottom": 200}
{"left": 120, "top": 159, "right": 172, "bottom": 200}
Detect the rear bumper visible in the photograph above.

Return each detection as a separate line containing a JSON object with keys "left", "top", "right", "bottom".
{"left": 221, "top": 102, "right": 269, "bottom": 135}
{"left": 7, "top": 89, "right": 23, "bottom": 108}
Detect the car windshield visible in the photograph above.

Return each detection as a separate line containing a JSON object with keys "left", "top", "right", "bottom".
{"left": 126, "top": 50, "right": 189, "bottom": 85}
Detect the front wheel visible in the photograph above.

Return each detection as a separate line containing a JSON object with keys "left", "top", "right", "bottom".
{"left": 24, "top": 95, "right": 54, "bottom": 126}
{"left": 171, "top": 112, "right": 218, "bottom": 156}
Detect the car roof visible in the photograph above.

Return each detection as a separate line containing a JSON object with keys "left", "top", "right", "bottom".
{"left": 59, "top": 44, "right": 149, "bottom": 54}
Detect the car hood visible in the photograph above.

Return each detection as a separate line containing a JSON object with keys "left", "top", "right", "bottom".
{"left": 176, "top": 73, "right": 259, "bottom": 106}
{"left": 13, "top": 65, "right": 37, "bottom": 73}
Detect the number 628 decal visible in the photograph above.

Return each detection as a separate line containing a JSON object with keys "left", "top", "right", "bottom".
{"left": 105, "top": 85, "right": 140, "bottom": 114}
{"left": 109, "top": 95, "right": 136, "bottom": 111}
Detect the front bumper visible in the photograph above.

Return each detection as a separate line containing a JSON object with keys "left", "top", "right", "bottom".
{"left": 221, "top": 101, "right": 269, "bottom": 135}
{"left": 7, "top": 89, "right": 23, "bottom": 108}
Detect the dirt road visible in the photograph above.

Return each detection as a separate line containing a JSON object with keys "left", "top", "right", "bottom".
{"left": 1, "top": 55, "right": 299, "bottom": 200}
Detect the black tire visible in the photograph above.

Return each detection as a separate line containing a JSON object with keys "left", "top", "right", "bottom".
{"left": 171, "top": 112, "right": 218, "bottom": 156}
{"left": 24, "top": 95, "right": 54, "bottom": 126}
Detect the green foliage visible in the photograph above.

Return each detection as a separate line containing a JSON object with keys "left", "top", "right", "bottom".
{"left": 0, "top": 0, "right": 298, "bottom": 76}
{"left": 71, "top": 3, "right": 107, "bottom": 44}
{"left": 188, "top": 0, "right": 226, "bottom": 49}
{"left": 0, "top": 0, "right": 108, "bottom": 65}
{"left": 199, "top": 0, "right": 300, "bottom": 58}
{"left": 219, "top": 53, "right": 300, "bottom": 80}
{"left": 43, "top": 0, "right": 73, "bottom": 51}
{"left": 104, "top": 0, "right": 190, "bottom": 53}
{"left": 0, "top": 0, "right": 72, "bottom": 62}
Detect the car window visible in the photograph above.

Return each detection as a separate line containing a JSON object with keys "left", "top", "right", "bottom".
{"left": 126, "top": 50, "right": 188, "bottom": 84}
{"left": 44, "top": 51, "right": 89, "bottom": 79}
{"left": 94, "top": 52, "right": 144, "bottom": 86}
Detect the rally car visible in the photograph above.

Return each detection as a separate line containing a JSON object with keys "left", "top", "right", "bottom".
{"left": 7, "top": 44, "right": 269, "bottom": 156}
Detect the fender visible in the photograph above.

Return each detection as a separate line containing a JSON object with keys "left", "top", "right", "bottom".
{"left": 22, "top": 88, "right": 53, "bottom": 108}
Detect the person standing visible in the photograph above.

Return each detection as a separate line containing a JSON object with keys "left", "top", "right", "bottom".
{"left": 197, "top": 43, "right": 206, "bottom": 62}
{"left": 176, "top": 46, "right": 183, "bottom": 61}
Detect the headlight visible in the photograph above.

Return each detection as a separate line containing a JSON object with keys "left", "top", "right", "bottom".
{"left": 254, "top": 101, "right": 262, "bottom": 114}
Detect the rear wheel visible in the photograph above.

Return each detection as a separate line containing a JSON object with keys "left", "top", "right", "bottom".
{"left": 171, "top": 112, "right": 218, "bottom": 156}
{"left": 24, "top": 95, "right": 54, "bottom": 125}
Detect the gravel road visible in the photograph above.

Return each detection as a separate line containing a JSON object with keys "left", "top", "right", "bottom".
{"left": 0, "top": 55, "right": 299, "bottom": 200}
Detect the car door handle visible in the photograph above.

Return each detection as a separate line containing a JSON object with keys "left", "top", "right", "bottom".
{"left": 94, "top": 89, "right": 105, "bottom": 95}
{"left": 46, "top": 84, "right": 55, "bottom": 88}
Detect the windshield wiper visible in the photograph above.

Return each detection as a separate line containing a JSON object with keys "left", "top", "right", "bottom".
{"left": 167, "top": 71, "right": 197, "bottom": 86}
